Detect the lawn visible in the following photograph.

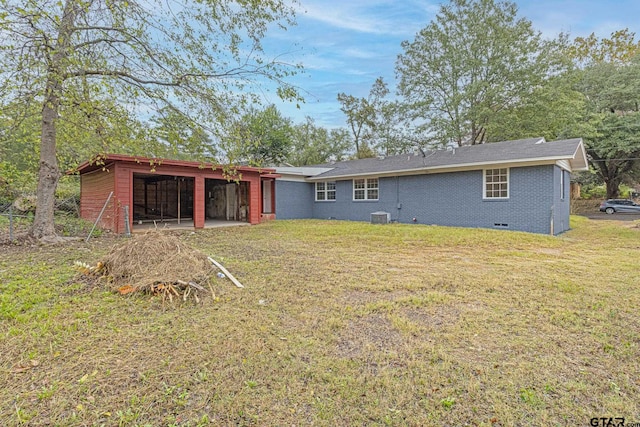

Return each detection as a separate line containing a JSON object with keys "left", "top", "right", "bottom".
{"left": 1, "top": 217, "right": 639, "bottom": 426}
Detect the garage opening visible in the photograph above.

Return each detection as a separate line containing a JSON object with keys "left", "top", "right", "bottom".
{"left": 205, "top": 179, "right": 249, "bottom": 222}
{"left": 133, "top": 174, "right": 194, "bottom": 224}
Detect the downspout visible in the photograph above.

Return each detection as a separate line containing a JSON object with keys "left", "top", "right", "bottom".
{"left": 396, "top": 176, "right": 401, "bottom": 222}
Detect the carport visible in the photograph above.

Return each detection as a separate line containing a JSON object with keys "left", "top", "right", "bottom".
{"left": 76, "top": 154, "right": 279, "bottom": 234}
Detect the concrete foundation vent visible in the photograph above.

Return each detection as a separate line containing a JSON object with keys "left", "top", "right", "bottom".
{"left": 371, "top": 211, "right": 390, "bottom": 224}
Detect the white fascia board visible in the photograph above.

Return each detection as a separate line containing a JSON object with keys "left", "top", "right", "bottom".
{"left": 274, "top": 167, "right": 334, "bottom": 176}
{"left": 276, "top": 174, "right": 311, "bottom": 183}
{"left": 570, "top": 141, "right": 589, "bottom": 171}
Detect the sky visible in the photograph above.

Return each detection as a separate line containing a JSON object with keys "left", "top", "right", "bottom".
{"left": 259, "top": 0, "right": 640, "bottom": 129}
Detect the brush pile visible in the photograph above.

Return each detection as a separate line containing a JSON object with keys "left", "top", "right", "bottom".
{"left": 75, "top": 231, "right": 217, "bottom": 302}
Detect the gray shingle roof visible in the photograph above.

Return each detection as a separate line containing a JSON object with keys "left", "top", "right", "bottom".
{"left": 280, "top": 137, "right": 587, "bottom": 180}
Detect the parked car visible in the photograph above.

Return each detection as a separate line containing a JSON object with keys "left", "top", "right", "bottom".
{"left": 599, "top": 199, "right": 640, "bottom": 214}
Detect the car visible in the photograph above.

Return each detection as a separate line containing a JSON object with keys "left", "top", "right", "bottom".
{"left": 599, "top": 199, "right": 640, "bottom": 214}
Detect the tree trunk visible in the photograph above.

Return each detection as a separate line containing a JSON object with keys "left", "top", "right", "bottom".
{"left": 30, "top": 92, "right": 61, "bottom": 240}
{"left": 29, "top": 0, "right": 78, "bottom": 241}
{"left": 605, "top": 178, "right": 621, "bottom": 199}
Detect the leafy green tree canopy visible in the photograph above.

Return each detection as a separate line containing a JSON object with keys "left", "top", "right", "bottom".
{"left": 0, "top": 0, "right": 302, "bottom": 240}
{"left": 150, "top": 107, "right": 216, "bottom": 160}
{"left": 287, "top": 117, "right": 351, "bottom": 166}
{"left": 396, "top": 0, "right": 562, "bottom": 147}
{"left": 224, "top": 105, "right": 294, "bottom": 166}
{"left": 337, "top": 77, "right": 389, "bottom": 158}
{"left": 566, "top": 32, "right": 640, "bottom": 199}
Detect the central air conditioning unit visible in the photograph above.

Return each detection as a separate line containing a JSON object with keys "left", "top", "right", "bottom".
{"left": 370, "top": 211, "right": 390, "bottom": 224}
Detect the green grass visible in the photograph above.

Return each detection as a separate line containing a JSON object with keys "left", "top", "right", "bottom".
{"left": 1, "top": 217, "right": 639, "bottom": 426}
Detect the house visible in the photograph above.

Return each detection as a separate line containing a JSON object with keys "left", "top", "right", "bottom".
{"left": 76, "top": 154, "right": 278, "bottom": 234}
{"left": 274, "top": 138, "right": 588, "bottom": 235}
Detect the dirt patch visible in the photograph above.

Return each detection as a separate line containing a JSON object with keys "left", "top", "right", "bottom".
{"left": 335, "top": 314, "right": 406, "bottom": 358}
{"left": 401, "top": 306, "right": 461, "bottom": 329}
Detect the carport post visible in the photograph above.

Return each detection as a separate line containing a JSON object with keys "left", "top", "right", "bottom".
{"left": 194, "top": 176, "right": 205, "bottom": 228}
{"left": 177, "top": 178, "right": 181, "bottom": 225}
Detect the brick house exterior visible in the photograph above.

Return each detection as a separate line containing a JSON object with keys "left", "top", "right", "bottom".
{"left": 275, "top": 138, "right": 588, "bottom": 235}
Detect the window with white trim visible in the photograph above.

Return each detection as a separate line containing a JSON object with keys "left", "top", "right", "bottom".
{"left": 484, "top": 168, "right": 509, "bottom": 199}
{"left": 353, "top": 178, "right": 379, "bottom": 200}
{"left": 560, "top": 170, "right": 565, "bottom": 200}
{"left": 315, "top": 181, "right": 336, "bottom": 201}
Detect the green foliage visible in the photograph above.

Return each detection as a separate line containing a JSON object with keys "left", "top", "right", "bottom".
{"left": 225, "top": 104, "right": 294, "bottom": 166}
{"left": 150, "top": 107, "right": 217, "bottom": 160}
{"left": 287, "top": 117, "right": 351, "bottom": 166}
{"left": 338, "top": 77, "right": 389, "bottom": 158}
{"left": 569, "top": 28, "right": 640, "bottom": 66}
{"left": 488, "top": 73, "right": 585, "bottom": 142}
{"left": 0, "top": 161, "right": 36, "bottom": 198}
{"left": 440, "top": 396, "right": 456, "bottom": 410}
{"left": 396, "top": 0, "right": 564, "bottom": 147}
{"left": 564, "top": 33, "right": 640, "bottom": 199}
{"left": 0, "top": 0, "right": 303, "bottom": 238}
{"left": 580, "top": 185, "right": 607, "bottom": 199}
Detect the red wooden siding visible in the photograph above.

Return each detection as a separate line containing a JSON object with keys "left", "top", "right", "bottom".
{"left": 80, "top": 165, "right": 117, "bottom": 231}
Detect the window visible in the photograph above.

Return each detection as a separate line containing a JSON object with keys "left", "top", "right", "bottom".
{"left": 353, "top": 178, "right": 379, "bottom": 200}
{"left": 315, "top": 181, "right": 336, "bottom": 201}
{"left": 484, "top": 168, "right": 509, "bottom": 199}
{"left": 560, "top": 170, "right": 565, "bottom": 200}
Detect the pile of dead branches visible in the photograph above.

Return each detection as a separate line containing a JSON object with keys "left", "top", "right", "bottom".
{"left": 75, "top": 231, "right": 220, "bottom": 302}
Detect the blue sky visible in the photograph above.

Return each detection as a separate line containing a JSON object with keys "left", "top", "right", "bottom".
{"left": 260, "top": 0, "right": 640, "bottom": 129}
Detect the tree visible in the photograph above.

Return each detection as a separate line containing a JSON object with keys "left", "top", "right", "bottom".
{"left": 337, "top": 77, "right": 389, "bottom": 158}
{"left": 0, "top": 0, "right": 301, "bottom": 241}
{"left": 396, "top": 0, "right": 561, "bottom": 147}
{"left": 226, "top": 105, "right": 294, "bottom": 166}
{"left": 287, "top": 117, "right": 351, "bottom": 166}
{"left": 373, "top": 101, "right": 416, "bottom": 156}
{"left": 487, "top": 72, "right": 585, "bottom": 142}
{"left": 569, "top": 29, "right": 640, "bottom": 66}
{"left": 150, "top": 107, "right": 216, "bottom": 160}
{"left": 567, "top": 46, "right": 640, "bottom": 199}
{"left": 581, "top": 112, "right": 640, "bottom": 199}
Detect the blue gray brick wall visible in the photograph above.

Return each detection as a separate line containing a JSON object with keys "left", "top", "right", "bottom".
{"left": 277, "top": 165, "right": 568, "bottom": 235}
{"left": 275, "top": 180, "right": 314, "bottom": 219}
{"left": 553, "top": 167, "right": 571, "bottom": 234}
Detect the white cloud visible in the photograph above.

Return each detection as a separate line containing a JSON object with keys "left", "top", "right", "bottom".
{"left": 295, "top": 0, "right": 431, "bottom": 36}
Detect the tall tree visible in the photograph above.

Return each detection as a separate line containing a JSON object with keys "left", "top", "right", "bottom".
{"left": 337, "top": 77, "right": 388, "bottom": 158}
{"left": 373, "top": 101, "right": 416, "bottom": 156}
{"left": 567, "top": 37, "right": 640, "bottom": 199}
{"left": 487, "top": 72, "right": 585, "bottom": 142}
{"left": 569, "top": 29, "right": 640, "bottom": 66}
{"left": 287, "top": 117, "right": 351, "bottom": 166}
{"left": 0, "top": 0, "right": 301, "bottom": 241}
{"left": 225, "top": 105, "right": 294, "bottom": 166}
{"left": 396, "top": 0, "right": 561, "bottom": 147}
{"left": 150, "top": 107, "right": 216, "bottom": 160}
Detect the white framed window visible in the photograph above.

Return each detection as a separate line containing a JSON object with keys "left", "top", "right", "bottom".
{"left": 353, "top": 178, "right": 379, "bottom": 201}
{"left": 315, "top": 181, "right": 336, "bottom": 201}
{"left": 560, "top": 170, "right": 565, "bottom": 200}
{"left": 484, "top": 168, "right": 509, "bottom": 199}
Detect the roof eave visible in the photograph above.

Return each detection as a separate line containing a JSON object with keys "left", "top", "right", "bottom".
{"left": 307, "top": 156, "right": 581, "bottom": 181}
{"left": 74, "top": 154, "right": 277, "bottom": 175}
{"left": 570, "top": 139, "right": 589, "bottom": 171}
